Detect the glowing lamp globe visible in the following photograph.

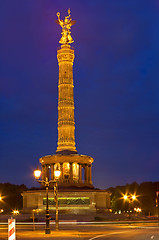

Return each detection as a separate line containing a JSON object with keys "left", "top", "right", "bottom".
{"left": 12, "top": 210, "right": 19, "bottom": 215}
{"left": 34, "top": 168, "right": 41, "bottom": 179}
{"left": 123, "top": 195, "right": 128, "bottom": 200}
{"left": 132, "top": 195, "right": 136, "bottom": 200}
{"left": 54, "top": 168, "right": 61, "bottom": 179}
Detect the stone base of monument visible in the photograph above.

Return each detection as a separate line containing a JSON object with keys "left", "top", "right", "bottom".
{"left": 22, "top": 188, "right": 110, "bottom": 215}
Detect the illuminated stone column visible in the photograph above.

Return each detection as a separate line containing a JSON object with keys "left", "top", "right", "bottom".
{"left": 84, "top": 165, "right": 89, "bottom": 183}
{"left": 56, "top": 44, "right": 77, "bottom": 153}
{"left": 51, "top": 164, "right": 55, "bottom": 181}
{"left": 79, "top": 164, "right": 82, "bottom": 183}
{"left": 88, "top": 165, "right": 92, "bottom": 185}
{"left": 45, "top": 165, "right": 50, "bottom": 180}
{"left": 60, "top": 163, "right": 63, "bottom": 182}
{"left": 69, "top": 162, "right": 73, "bottom": 182}
{"left": 42, "top": 165, "right": 46, "bottom": 181}
{"left": 86, "top": 165, "right": 89, "bottom": 183}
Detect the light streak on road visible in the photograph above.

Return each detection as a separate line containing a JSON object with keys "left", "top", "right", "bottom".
{"left": 89, "top": 230, "right": 132, "bottom": 240}
{"left": 0, "top": 220, "right": 158, "bottom": 225}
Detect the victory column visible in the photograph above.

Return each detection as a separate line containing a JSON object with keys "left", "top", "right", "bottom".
{"left": 39, "top": 9, "right": 94, "bottom": 188}
{"left": 22, "top": 9, "right": 110, "bottom": 215}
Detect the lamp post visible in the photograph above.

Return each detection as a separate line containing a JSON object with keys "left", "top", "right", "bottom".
{"left": 34, "top": 166, "right": 61, "bottom": 233}
{"left": 123, "top": 194, "right": 137, "bottom": 219}
{"left": 34, "top": 167, "right": 51, "bottom": 234}
{"left": 54, "top": 168, "right": 61, "bottom": 231}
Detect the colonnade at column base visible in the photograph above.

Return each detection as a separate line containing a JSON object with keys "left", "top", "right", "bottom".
{"left": 39, "top": 153, "right": 94, "bottom": 188}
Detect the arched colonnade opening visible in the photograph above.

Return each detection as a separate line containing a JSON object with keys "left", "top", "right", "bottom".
{"left": 41, "top": 162, "right": 92, "bottom": 185}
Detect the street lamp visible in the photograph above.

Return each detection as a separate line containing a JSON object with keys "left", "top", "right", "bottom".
{"left": 123, "top": 194, "right": 137, "bottom": 203}
{"left": 134, "top": 207, "right": 141, "bottom": 213}
{"left": 12, "top": 210, "right": 19, "bottom": 215}
{"left": 54, "top": 167, "right": 61, "bottom": 231}
{"left": 34, "top": 166, "right": 61, "bottom": 233}
{"left": 123, "top": 195, "right": 128, "bottom": 200}
{"left": 123, "top": 193, "right": 137, "bottom": 219}
{"left": 132, "top": 195, "right": 136, "bottom": 201}
{"left": 0, "top": 194, "right": 4, "bottom": 202}
{"left": 34, "top": 167, "right": 51, "bottom": 234}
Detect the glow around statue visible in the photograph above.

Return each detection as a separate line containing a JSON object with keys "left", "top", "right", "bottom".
{"left": 56, "top": 8, "right": 76, "bottom": 45}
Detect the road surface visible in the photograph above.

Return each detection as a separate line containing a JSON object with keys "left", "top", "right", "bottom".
{"left": 0, "top": 222, "right": 159, "bottom": 239}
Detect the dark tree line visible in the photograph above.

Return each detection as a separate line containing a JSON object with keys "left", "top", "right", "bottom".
{"left": 0, "top": 181, "right": 159, "bottom": 215}
{"left": 107, "top": 181, "right": 159, "bottom": 215}
{"left": 0, "top": 183, "right": 27, "bottom": 213}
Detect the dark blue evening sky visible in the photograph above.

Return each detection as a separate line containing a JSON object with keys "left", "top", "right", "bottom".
{"left": 0, "top": 0, "right": 159, "bottom": 189}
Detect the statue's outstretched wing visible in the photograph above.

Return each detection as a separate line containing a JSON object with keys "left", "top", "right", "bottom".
{"left": 70, "top": 20, "right": 76, "bottom": 26}
{"left": 55, "top": 20, "right": 60, "bottom": 25}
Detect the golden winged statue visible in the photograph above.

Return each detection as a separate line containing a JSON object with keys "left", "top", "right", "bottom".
{"left": 56, "top": 8, "right": 76, "bottom": 44}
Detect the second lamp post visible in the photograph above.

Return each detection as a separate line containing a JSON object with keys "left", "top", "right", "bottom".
{"left": 123, "top": 194, "right": 137, "bottom": 219}
{"left": 34, "top": 166, "right": 61, "bottom": 234}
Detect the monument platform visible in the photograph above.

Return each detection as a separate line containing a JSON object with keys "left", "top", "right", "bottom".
{"left": 22, "top": 187, "right": 110, "bottom": 215}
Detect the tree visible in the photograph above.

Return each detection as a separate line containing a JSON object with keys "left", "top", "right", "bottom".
{"left": 0, "top": 183, "right": 27, "bottom": 213}
{"left": 107, "top": 181, "right": 157, "bottom": 215}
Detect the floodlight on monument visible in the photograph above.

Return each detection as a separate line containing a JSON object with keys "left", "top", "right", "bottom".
{"left": 34, "top": 167, "right": 41, "bottom": 179}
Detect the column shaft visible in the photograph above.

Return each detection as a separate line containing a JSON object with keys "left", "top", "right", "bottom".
{"left": 84, "top": 165, "right": 89, "bottom": 183}
{"left": 42, "top": 165, "right": 46, "bottom": 182}
{"left": 56, "top": 45, "right": 77, "bottom": 153}
{"left": 60, "top": 163, "right": 63, "bottom": 182}
{"left": 69, "top": 163, "right": 73, "bottom": 182}
{"left": 89, "top": 165, "right": 92, "bottom": 184}
{"left": 79, "top": 164, "right": 82, "bottom": 183}
{"left": 45, "top": 165, "right": 50, "bottom": 180}
{"left": 51, "top": 164, "right": 55, "bottom": 181}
